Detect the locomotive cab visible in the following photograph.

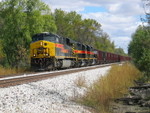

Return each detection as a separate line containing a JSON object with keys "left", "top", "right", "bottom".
{"left": 30, "top": 32, "right": 60, "bottom": 58}
{"left": 32, "top": 32, "right": 59, "bottom": 43}
{"left": 30, "top": 32, "right": 60, "bottom": 70}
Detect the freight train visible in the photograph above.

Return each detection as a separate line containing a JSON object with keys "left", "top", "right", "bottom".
{"left": 30, "top": 32, "right": 131, "bottom": 70}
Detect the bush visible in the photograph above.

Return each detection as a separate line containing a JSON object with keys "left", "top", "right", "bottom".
{"left": 74, "top": 75, "right": 87, "bottom": 88}
{"left": 80, "top": 63, "right": 142, "bottom": 113}
{"left": 128, "top": 26, "right": 150, "bottom": 79}
{"left": 0, "top": 65, "right": 27, "bottom": 76}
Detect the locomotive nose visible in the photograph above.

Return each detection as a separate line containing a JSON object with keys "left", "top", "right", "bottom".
{"left": 31, "top": 41, "right": 50, "bottom": 57}
{"left": 39, "top": 41, "right": 48, "bottom": 48}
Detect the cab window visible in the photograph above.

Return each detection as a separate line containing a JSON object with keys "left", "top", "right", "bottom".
{"left": 43, "top": 35, "right": 59, "bottom": 43}
{"left": 32, "top": 33, "right": 59, "bottom": 43}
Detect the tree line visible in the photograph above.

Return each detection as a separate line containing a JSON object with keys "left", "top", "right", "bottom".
{"left": 128, "top": 0, "right": 150, "bottom": 80}
{"left": 0, "top": 0, "right": 126, "bottom": 68}
{"left": 128, "top": 26, "right": 150, "bottom": 79}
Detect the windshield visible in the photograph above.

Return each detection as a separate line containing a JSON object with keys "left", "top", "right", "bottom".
{"left": 32, "top": 33, "right": 58, "bottom": 43}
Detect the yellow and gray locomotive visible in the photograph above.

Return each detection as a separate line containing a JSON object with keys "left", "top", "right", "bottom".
{"left": 30, "top": 32, "right": 97, "bottom": 70}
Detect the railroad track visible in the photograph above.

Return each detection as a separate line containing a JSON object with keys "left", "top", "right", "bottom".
{"left": 0, "top": 63, "right": 118, "bottom": 88}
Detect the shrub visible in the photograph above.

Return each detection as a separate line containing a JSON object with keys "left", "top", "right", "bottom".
{"left": 128, "top": 26, "right": 150, "bottom": 79}
{"left": 80, "top": 63, "right": 142, "bottom": 112}
{"left": 0, "top": 66, "right": 26, "bottom": 76}
{"left": 74, "top": 75, "right": 87, "bottom": 88}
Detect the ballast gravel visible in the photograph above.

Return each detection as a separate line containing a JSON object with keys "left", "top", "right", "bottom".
{"left": 0, "top": 66, "right": 110, "bottom": 113}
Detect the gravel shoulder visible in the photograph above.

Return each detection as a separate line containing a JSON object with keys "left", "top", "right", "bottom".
{"left": 0, "top": 66, "right": 110, "bottom": 113}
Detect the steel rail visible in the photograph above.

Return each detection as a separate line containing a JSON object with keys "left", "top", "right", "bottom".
{"left": 0, "top": 63, "right": 119, "bottom": 88}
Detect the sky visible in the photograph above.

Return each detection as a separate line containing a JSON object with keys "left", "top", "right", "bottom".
{"left": 43, "top": 0, "right": 145, "bottom": 53}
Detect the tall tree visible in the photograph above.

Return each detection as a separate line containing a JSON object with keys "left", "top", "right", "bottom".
{"left": 78, "top": 19, "right": 101, "bottom": 46}
{"left": 0, "top": 0, "right": 56, "bottom": 67}
{"left": 54, "top": 9, "right": 117, "bottom": 53}
{"left": 25, "top": 0, "right": 56, "bottom": 36}
{"left": 0, "top": 0, "right": 30, "bottom": 67}
{"left": 128, "top": 25, "right": 150, "bottom": 76}
{"left": 54, "top": 9, "right": 82, "bottom": 40}
{"left": 115, "top": 47, "right": 126, "bottom": 55}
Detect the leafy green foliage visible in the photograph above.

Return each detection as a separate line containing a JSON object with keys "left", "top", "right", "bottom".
{"left": 0, "top": 40, "right": 4, "bottom": 60}
{"left": 128, "top": 26, "right": 150, "bottom": 76}
{"left": 0, "top": 1, "right": 126, "bottom": 69}
{"left": 0, "top": 0, "right": 56, "bottom": 68}
{"left": 115, "top": 47, "right": 126, "bottom": 56}
{"left": 54, "top": 9, "right": 83, "bottom": 40}
{"left": 54, "top": 9, "right": 122, "bottom": 54}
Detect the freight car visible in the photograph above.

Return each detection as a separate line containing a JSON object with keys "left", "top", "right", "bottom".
{"left": 30, "top": 32, "right": 131, "bottom": 70}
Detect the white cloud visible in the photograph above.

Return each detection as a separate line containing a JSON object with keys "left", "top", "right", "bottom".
{"left": 82, "top": 12, "right": 139, "bottom": 36}
{"left": 113, "top": 36, "right": 131, "bottom": 53}
{"left": 43, "top": 0, "right": 96, "bottom": 12}
{"left": 107, "top": 2, "right": 144, "bottom": 16}
{"left": 42, "top": 0, "right": 144, "bottom": 53}
{"left": 82, "top": 11, "right": 141, "bottom": 53}
{"left": 44, "top": 0, "right": 144, "bottom": 15}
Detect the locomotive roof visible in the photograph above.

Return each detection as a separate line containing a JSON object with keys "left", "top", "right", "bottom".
{"left": 32, "top": 32, "right": 60, "bottom": 38}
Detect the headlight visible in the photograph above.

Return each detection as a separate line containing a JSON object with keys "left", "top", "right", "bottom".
{"left": 46, "top": 53, "right": 49, "bottom": 56}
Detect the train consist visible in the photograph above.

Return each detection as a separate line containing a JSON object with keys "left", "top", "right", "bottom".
{"left": 30, "top": 32, "right": 131, "bottom": 70}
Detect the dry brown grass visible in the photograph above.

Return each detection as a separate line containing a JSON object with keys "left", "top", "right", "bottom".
{"left": 0, "top": 66, "right": 25, "bottom": 76}
{"left": 74, "top": 75, "right": 87, "bottom": 88}
{"left": 80, "top": 63, "right": 142, "bottom": 113}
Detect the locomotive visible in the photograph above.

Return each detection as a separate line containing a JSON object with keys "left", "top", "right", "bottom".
{"left": 30, "top": 32, "right": 131, "bottom": 70}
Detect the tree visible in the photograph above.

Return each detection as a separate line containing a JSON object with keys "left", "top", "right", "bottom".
{"left": 54, "top": 9, "right": 82, "bottom": 40}
{"left": 128, "top": 25, "right": 150, "bottom": 76}
{"left": 54, "top": 9, "right": 117, "bottom": 53}
{"left": 0, "top": 40, "right": 4, "bottom": 60}
{"left": 26, "top": 0, "right": 56, "bottom": 36}
{"left": 0, "top": 0, "right": 30, "bottom": 67}
{"left": 78, "top": 19, "right": 101, "bottom": 46}
{"left": 0, "top": 0, "right": 56, "bottom": 68}
{"left": 115, "top": 47, "right": 126, "bottom": 55}
{"left": 95, "top": 33, "right": 116, "bottom": 53}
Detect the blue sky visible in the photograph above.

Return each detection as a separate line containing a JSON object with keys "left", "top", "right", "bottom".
{"left": 43, "top": 0, "right": 145, "bottom": 53}
{"left": 81, "top": 6, "right": 107, "bottom": 13}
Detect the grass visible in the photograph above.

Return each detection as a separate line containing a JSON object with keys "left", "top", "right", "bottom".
{"left": 74, "top": 75, "right": 87, "bottom": 88}
{"left": 0, "top": 66, "right": 26, "bottom": 76}
{"left": 79, "top": 63, "right": 142, "bottom": 113}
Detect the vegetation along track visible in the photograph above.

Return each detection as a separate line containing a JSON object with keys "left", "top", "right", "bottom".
{"left": 0, "top": 63, "right": 119, "bottom": 88}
